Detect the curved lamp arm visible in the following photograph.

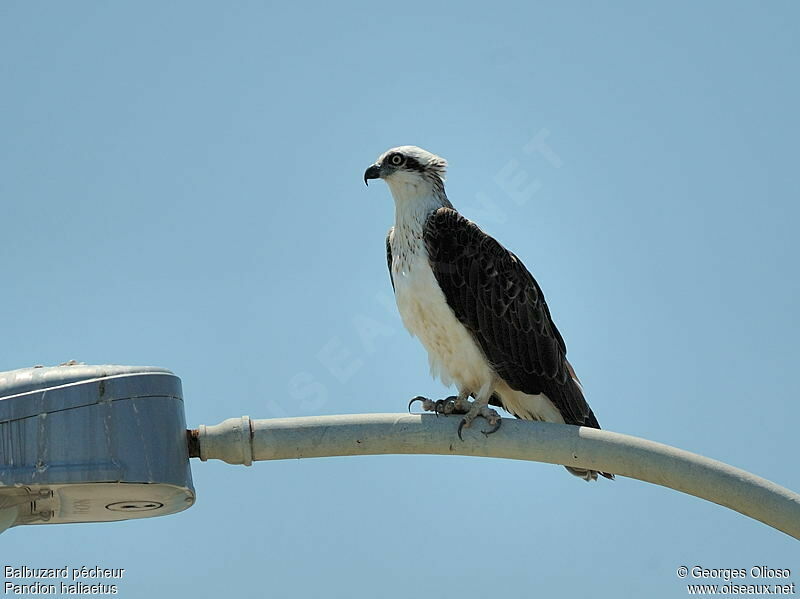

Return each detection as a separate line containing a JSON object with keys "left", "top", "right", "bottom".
{"left": 190, "top": 413, "right": 800, "bottom": 540}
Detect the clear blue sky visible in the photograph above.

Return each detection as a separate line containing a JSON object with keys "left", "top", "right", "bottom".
{"left": 2, "top": 1, "right": 798, "bottom": 596}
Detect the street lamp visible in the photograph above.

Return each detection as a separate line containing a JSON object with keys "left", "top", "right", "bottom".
{"left": 2, "top": 362, "right": 799, "bottom": 540}
{"left": 0, "top": 363, "right": 193, "bottom": 533}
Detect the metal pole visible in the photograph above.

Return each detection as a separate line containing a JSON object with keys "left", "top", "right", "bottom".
{"left": 192, "top": 413, "right": 800, "bottom": 540}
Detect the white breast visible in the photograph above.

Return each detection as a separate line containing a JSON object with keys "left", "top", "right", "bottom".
{"left": 391, "top": 232, "right": 495, "bottom": 396}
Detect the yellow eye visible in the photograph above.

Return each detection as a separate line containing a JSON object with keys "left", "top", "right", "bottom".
{"left": 389, "top": 153, "right": 404, "bottom": 166}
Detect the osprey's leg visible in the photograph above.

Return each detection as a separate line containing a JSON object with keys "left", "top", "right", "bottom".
{"left": 407, "top": 390, "right": 501, "bottom": 438}
{"left": 456, "top": 383, "right": 502, "bottom": 440}
{"left": 457, "top": 402, "right": 502, "bottom": 440}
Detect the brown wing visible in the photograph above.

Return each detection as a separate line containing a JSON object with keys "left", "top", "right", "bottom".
{"left": 386, "top": 227, "right": 395, "bottom": 291}
{"left": 423, "top": 207, "right": 601, "bottom": 428}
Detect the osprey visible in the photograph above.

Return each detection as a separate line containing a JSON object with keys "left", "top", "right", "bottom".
{"left": 364, "top": 145, "right": 613, "bottom": 481}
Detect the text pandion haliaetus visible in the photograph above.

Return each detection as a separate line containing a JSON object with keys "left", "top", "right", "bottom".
{"left": 364, "top": 145, "right": 613, "bottom": 481}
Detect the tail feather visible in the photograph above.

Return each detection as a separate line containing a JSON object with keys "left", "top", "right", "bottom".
{"left": 566, "top": 466, "right": 615, "bottom": 481}
{"left": 567, "top": 405, "right": 615, "bottom": 481}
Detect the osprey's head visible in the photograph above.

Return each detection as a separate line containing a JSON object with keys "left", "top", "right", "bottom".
{"left": 363, "top": 146, "right": 447, "bottom": 192}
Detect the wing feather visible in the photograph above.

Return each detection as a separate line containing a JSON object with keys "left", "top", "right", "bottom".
{"left": 423, "top": 207, "right": 599, "bottom": 428}
{"left": 386, "top": 227, "right": 395, "bottom": 291}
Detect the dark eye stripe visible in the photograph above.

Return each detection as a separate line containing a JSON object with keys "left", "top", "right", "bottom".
{"left": 404, "top": 156, "right": 424, "bottom": 172}
{"left": 384, "top": 153, "right": 426, "bottom": 172}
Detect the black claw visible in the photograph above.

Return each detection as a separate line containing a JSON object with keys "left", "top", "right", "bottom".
{"left": 457, "top": 418, "right": 466, "bottom": 441}
{"left": 407, "top": 396, "right": 426, "bottom": 413}
{"left": 481, "top": 419, "right": 502, "bottom": 437}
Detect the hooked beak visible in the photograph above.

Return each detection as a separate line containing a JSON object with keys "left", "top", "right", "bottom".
{"left": 363, "top": 164, "right": 381, "bottom": 186}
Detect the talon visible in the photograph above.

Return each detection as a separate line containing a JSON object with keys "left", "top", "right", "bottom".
{"left": 481, "top": 419, "right": 502, "bottom": 437}
{"left": 457, "top": 418, "right": 467, "bottom": 441}
{"left": 407, "top": 396, "right": 427, "bottom": 413}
